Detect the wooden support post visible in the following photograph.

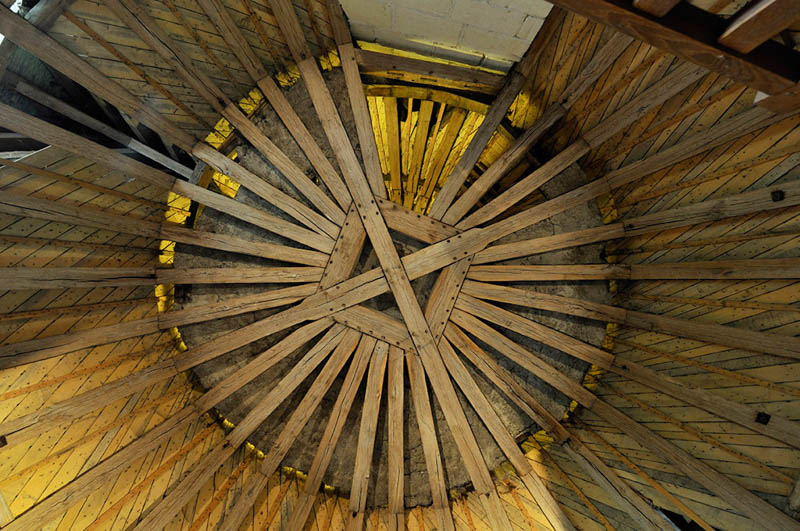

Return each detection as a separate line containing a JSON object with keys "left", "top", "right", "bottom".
{"left": 718, "top": 0, "right": 800, "bottom": 54}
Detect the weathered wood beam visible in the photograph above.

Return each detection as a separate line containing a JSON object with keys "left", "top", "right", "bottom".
{"left": 354, "top": 48, "right": 506, "bottom": 95}
{"left": 327, "top": 0, "right": 387, "bottom": 198}
{"left": 545, "top": 0, "right": 800, "bottom": 97}
{"left": 348, "top": 342, "right": 389, "bottom": 524}
{"left": 132, "top": 324, "right": 346, "bottom": 530}
{"left": 459, "top": 62, "right": 707, "bottom": 229}
{"left": 333, "top": 305, "right": 413, "bottom": 350}
{"left": 0, "top": 267, "right": 155, "bottom": 289}
{"left": 453, "top": 306, "right": 800, "bottom": 530}
{"left": 318, "top": 204, "right": 368, "bottom": 290}
{"left": 475, "top": 174, "right": 800, "bottom": 263}
{"left": 387, "top": 346, "right": 405, "bottom": 526}
{"left": 219, "top": 330, "right": 363, "bottom": 531}
{"left": 287, "top": 336, "right": 375, "bottom": 530}
{"left": 0, "top": 4, "right": 195, "bottom": 151}
{"left": 459, "top": 283, "right": 800, "bottom": 445}
{"left": 632, "top": 0, "right": 680, "bottom": 17}
{"left": 156, "top": 266, "right": 324, "bottom": 284}
{"left": 378, "top": 195, "right": 460, "bottom": 243}
{"left": 157, "top": 284, "right": 317, "bottom": 329}
{"left": 718, "top": 0, "right": 800, "bottom": 54}
{"left": 8, "top": 74, "right": 193, "bottom": 178}
{"left": 439, "top": 338, "right": 574, "bottom": 530}
{"left": 467, "top": 258, "right": 800, "bottom": 281}
{"left": 429, "top": 10, "right": 566, "bottom": 220}
{"left": 563, "top": 438, "right": 672, "bottom": 530}
{"left": 406, "top": 350, "right": 456, "bottom": 531}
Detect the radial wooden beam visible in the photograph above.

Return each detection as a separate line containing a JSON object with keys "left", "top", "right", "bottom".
{"left": 348, "top": 342, "right": 389, "bottom": 526}
{"left": 405, "top": 350, "right": 455, "bottom": 531}
{"left": 718, "top": 0, "right": 800, "bottom": 54}
{"left": 156, "top": 266, "right": 324, "bottom": 284}
{"left": 287, "top": 336, "right": 376, "bottom": 530}
{"left": 475, "top": 170, "right": 800, "bottom": 263}
{"left": 219, "top": 329, "right": 363, "bottom": 531}
{"left": 387, "top": 346, "right": 405, "bottom": 529}
{"left": 0, "top": 267, "right": 155, "bottom": 289}
{"left": 377, "top": 196, "right": 460, "bottom": 243}
{"left": 439, "top": 338, "right": 574, "bottom": 530}
{"left": 451, "top": 306, "right": 800, "bottom": 530}
{"left": 327, "top": 0, "right": 387, "bottom": 198}
{"left": 466, "top": 258, "right": 800, "bottom": 281}
{"left": 318, "top": 204, "right": 368, "bottom": 291}
{"left": 458, "top": 62, "right": 707, "bottom": 229}
{"left": 0, "top": 5, "right": 195, "bottom": 151}
{"left": 332, "top": 305, "right": 414, "bottom": 350}
{"left": 132, "top": 325, "right": 348, "bottom": 530}
{"left": 546, "top": 0, "right": 800, "bottom": 98}
{"left": 463, "top": 271, "right": 800, "bottom": 363}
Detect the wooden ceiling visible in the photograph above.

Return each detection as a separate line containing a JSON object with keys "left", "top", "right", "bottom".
{"left": 0, "top": 1, "right": 798, "bottom": 530}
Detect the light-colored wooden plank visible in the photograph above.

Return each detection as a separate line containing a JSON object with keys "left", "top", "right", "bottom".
{"left": 387, "top": 346, "right": 405, "bottom": 518}
{"left": 349, "top": 342, "right": 389, "bottom": 516}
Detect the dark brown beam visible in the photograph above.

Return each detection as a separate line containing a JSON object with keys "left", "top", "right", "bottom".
{"left": 545, "top": 0, "right": 800, "bottom": 97}
{"left": 718, "top": 0, "right": 800, "bottom": 54}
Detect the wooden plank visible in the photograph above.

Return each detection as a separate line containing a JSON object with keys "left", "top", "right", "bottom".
{"left": 285, "top": 335, "right": 375, "bottom": 531}
{"left": 406, "top": 350, "right": 455, "bottom": 530}
{"left": 444, "top": 319, "right": 569, "bottom": 442}
{"left": 348, "top": 342, "right": 389, "bottom": 518}
{"left": 387, "top": 346, "right": 405, "bottom": 519}
{"left": 0, "top": 267, "right": 154, "bottom": 289}
{"left": 384, "top": 97, "right": 402, "bottom": 202}
{"left": 378, "top": 196, "right": 460, "bottom": 244}
{"left": 218, "top": 329, "right": 363, "bottom": 531}
{"left": 155, "top": 266, "right": 323, "bottom": 284}
{"left": 718, "top": 0, "right": 800, "bottom": 54}
{"left": 563, "top": 439, "right": 672, "bottom": 530}
{"left": 354, "top": 49, "right": 505, "bottom": 95}
{"left": 467, "top": 258, "right": 800, "bottom": 281}
{"left": 546, "top": 0, "right": 800, "bottom": 96}
{"left": 441, "top": 103, "right": 566, "bottom": 225}
{"left": 439, "top": 338, "right": 575, "bottom": 531}
{"left": 161, "top": 225, "right": 329, "bottom": 266}
{"left": 424, "top": 258, "right": 472, "bottom": 342}
{"left": 0, "top": 4, "right": 196, "bottom": 151}
{"left": 132, "top": 323, "right": 344, "bottom": 530}
{"left": 332, "top": 305, "right": 413, "bottom": 350}
{"left": 318, "top": 204, "right": 368, "bottom": 291}
{"left": 632, "top": 0, "right": 680, "bottom": 17}
{"left": 463, "top": 280, "right": 800, "bottom": 361}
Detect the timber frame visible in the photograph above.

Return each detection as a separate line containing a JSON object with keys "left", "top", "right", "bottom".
{"left": 0, "top": 0, "right": 799, "bottom": 530}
